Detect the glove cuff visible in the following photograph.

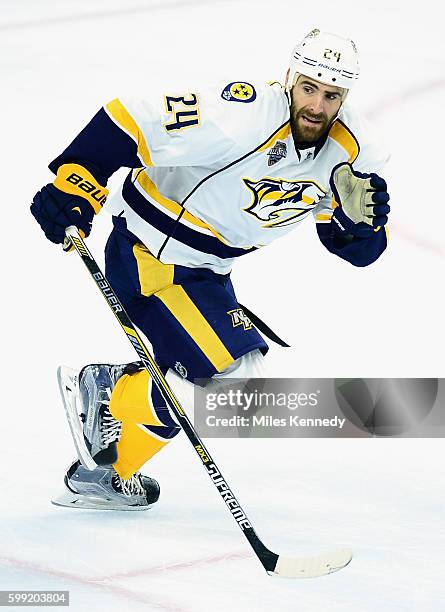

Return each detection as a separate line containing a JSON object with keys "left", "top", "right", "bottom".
{"left": 332, "top": 206, "right": 377, "bottom": 238}
{"left": 332, "top": 206, "right": 354, "bottom": 235}
{"left": 53, "top": 163, "right": 109, "bottom": 214}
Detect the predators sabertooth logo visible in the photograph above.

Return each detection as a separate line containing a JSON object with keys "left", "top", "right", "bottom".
{"left": 243, "top": 177, "right": 326, "bottom": 228}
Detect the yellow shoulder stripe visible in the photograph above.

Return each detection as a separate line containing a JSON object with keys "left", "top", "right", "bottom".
{"left": 105, "top": 99, "right": 153, "bottom": 167}
{"left": 329, "top": 120, "right": 359, "bottom": 163}
{"left": 258, "top": 123, "right": 291, "bottom": 154}
{"left": 136, "top": 170, "right": 229, "bottom": 244}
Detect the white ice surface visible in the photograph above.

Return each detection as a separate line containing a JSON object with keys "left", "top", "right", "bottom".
{"left": 1, "top": 1, "right": 445, "bottom": 610}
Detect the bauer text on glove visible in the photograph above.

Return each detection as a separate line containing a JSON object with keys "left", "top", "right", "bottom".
{"left": 30, "top": 163, "right": 109, "bottom": 244}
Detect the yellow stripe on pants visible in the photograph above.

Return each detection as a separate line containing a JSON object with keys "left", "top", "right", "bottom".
{"left": 133, "top": 243, "right": 235, "bottom": 373}
{"left": 156, "top": 285, "right": 234, "bottom": 373}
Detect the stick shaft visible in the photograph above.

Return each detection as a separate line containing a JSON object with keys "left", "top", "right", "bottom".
{"left": 65, "top": 226, "right": 278, "bottom": 573}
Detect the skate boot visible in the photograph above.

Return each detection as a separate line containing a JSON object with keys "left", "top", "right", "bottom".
{"left": 57, "top": 363, "right": 140, "bottom": 470}
{"left": 52, "top": 460, "right": 160, "bottom": 511}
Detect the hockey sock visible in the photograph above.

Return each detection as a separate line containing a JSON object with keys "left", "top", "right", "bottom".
{"left": 109, "top": 370, "right": 181, "bottom": 479}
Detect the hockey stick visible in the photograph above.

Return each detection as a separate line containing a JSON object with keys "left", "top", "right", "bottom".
{"left": 64, "top": 225, "right": 352, "bottom": 578}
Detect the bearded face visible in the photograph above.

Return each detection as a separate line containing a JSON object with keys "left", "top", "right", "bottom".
{"left": 289, "top": 76, "right": 344, "bottom": 146}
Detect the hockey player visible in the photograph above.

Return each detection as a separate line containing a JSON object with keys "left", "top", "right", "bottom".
{"left": 30, "top": 29, "right": 390, "bottom": 510}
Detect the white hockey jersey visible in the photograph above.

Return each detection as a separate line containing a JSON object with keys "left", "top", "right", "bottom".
{"left": 56, "top": 81, "right": 390, "bottom": 274}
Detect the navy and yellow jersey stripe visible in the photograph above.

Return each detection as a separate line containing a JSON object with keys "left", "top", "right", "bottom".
{"left": 123, "top": 174, "right": 257, "bottom": 261}
{"left": 134, "top": 169, "right": 230, "bottom": 244}
{"left": 48, "top": 107, "right": 143, "bottom": 181}
{"left": 105, "top": 99, "right": 154, "bottom": 167}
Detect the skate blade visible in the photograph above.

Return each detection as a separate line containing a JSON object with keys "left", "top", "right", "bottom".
{"left": 57, "top": 365, "right": 97, "bottom": 471}
{"left": 51, "top": 491, "right": 151, "bottom": 511}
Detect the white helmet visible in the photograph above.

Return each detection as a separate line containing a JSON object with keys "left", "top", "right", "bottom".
{"left": 288, "top": 29, "right": 360, "bottom": 91}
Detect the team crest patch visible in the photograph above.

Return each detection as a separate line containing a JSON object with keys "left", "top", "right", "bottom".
{"left": 228, "top": 308, "right": 252, "bottom": 331}
{"left": 221, "top": 82, "right": 256, "bottom": 103}
{"left": 243, "top": 177, "right": 326, "bottom": 228}
{"left": 267, "top": 140, "right": 287, "bottom": 166}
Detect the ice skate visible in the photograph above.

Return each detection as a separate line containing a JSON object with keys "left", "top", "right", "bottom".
{"left": 57, "top": 363, "right": 132, "bottom": 470}
{"left": 52, "top": 460, "right": 160, "bottom": 511}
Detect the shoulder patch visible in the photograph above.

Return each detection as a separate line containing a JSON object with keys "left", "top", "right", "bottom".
{"left": 221, "top": 82, "right": 256, "bottom": 103}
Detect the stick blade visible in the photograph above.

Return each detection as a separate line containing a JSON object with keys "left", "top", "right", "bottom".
{"left": 270, "top": 548, "right": 353, "bottom": 579}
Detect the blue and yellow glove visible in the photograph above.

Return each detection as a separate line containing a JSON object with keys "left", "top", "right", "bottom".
{"left": 30, "top": 164, "right": 108, "bottom": 245}
{"left": 330, "top": 163, "right": 390, "bottom": 238}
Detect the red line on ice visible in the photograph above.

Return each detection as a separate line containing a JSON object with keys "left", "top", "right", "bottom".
{"left": 390, "top": 222, "right": 445, "bottom": 259}
{"left": 366, "top": 78, "right": 445, "bottom": 122}
{"left": 0, "top": 555, "right": 191, "bottom": 612}
{"left": 108, "top": 550, "right": 251, "bottom": 579}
